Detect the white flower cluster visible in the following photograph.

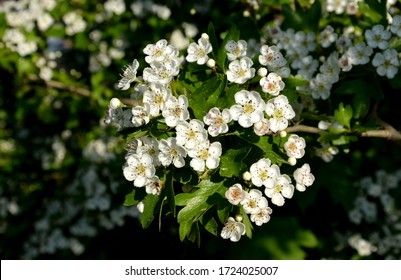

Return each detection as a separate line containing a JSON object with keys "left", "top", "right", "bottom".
{"left": 108, "top": 36, "right": 316, "bottom": 242}
{"left": 265, "top": 12, "right": 401, "bottom": 101}
{"left": 344, "top": 169, "right": 401, "bottom": 258}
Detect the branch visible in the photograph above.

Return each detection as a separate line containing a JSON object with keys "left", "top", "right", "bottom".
{"left": 28, "top": 74, "right": 91, "bottom": 97}
{"left": 284, "top": 124, "right": 401, "bottom": 141}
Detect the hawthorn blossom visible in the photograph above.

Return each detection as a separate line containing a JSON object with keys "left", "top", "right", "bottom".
{"left": 186, "top": 37, "right": 212, "bottom": 65}
{"left": 319, "top": 25, "right": 338, "bottom": 48}
{"left": 284, "top": 134, "right": 306, "bottom": 159}
{"left": 260, "top": 72, "right": 285, "bottom": 96}
{"left": 365, "top": 24, "right": 391, "bottom": 50}
{"left": 131, "top": 104, "right": 151, "bottom": 127}
{"left": 162, "top": 95, "right": 190, "bottom": 127}
{"left": 220, "top": 217, "right": 246, "bottom": 242}
{"left": 143, "top": 60, "right": 180, "bottom": 85}
{"left": 203, "top": 107, "right": 232, "bottom": 137}
{"left": 347, "top": 42, "right": 373, "bottom": 65}
{"left": 265, "top": 95, "right": 295, "bottom": 132}
{"left": 158, "top": 137, "right": 187, "bottom": 168}
{"left": 123, "top": 153, "right": 155, "bottom": 187}
{"left": 293, "top": 163, "right": 315, "bottom": 192}
{"left": 145, "top": 175, "right": 162, "bottom": 195}
{"left": 175, "top": 119, "right": 208, "bottom": 150}
{"left": 250, "top": 207, "right": 273, "bottom": 226}
{"left": 259, "top": 45, "right": 286, "bottom": 69}
{"left": 226, "top": 57, "right": 255, "bottom": 84}
{"left": 249, "top": 158, "right": 280, "bottom": 189}
{"left": 135, "top": 137, "right": 161, "bottom": 167}
{"left": 225, "top": 40, "right": 248, "bottom": 61}
{"left": 143, "top": 39, "right": 177, "bottom": 64}
{"left": 230, "top": 90, "right": 265, "bottom": 128}
{"left": 390, "top": 15, "right": 401, "bottom": 37}
{"left": 264, "top": 174, "right": 294, "bottom": 206}
{"left": 309, "top": 73, "right": 333, "bottom": 100}
{"left": 326, "top": 0, "right": 347, "bottom": 14}
{"left": 117, "top": 59, "right": 139, "bottom": 90}
{"left": 188, "top": 141, "right": 222, "bottom": 172}
{"left": 225, "top": 183, "right": 245, "bottom": 205}
{"left": 142, "top": 83, "right": 171, "bottom": 116}
{"left": 240, "top": 189, "right": 269, "bottom": 215}
{"left": 253, "top": 118, "right": 271, "bottom": 136}
{"left": 372, "top": 49, "right": 400, "bottom": 79}
{"left": 319, "top": 52, "right": 341, "bottom": 83}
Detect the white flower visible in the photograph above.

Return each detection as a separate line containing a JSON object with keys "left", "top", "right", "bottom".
{"left": 258, "top": 45, "right": 286, "bottom": 69}
{"left": 390, "top": 15, "right": 401, "bottom": 37}
{"left": 145, "top": 175, "right": 162, "bottom": 195}
{"left": 225, "top": 183, "right": 245, "bottom": 205}
{"left": 37, "top": 13, "right": 54, "bottom": 31}
{"left": 372, "top": 49, "right": 400, "bottom": 79}
{"left": 265, "top": 95, "right": 295, "bottom": 132}
{"left": 260, "top": 72, "right": 285, "bottom": 96}
{"left": 250, "top": 207, "right": 273, "bottom": 226}
{"left": 309, "top": 73, "right": 333, "bottom": 100}
{"left": 220, "top": 217, "right": 246, "bottom": 242}
{"left": 188, "top": 141, "right": 222, "bottom": 172}
{"left": 348, "top": 234, "right": 377, "bottom": 257}
{"left": 284, "top": 134, "right": 306, "bottom": 159}
{"left": 186, "top": 37, "right": 212, "bottom": 65}
{"left": 315, "top": 144, "right": 339, "bottom": 162}
{"left": 230, "top": 90, "right": 265, "bottom": 128}
{"left": 131, "top": 104, "right": 150, "bottom": 127}
{"left": 319, "top": 25, "right": 338, "bottom": 48}
{"left": 135, "top": 137, "right": 161, "bottom": 167}
{"left": 158, "top": 137, "right": 187, "bottom": 168}
{"left": 117, "top": 59, "right": 139, "bottom": 90}
{"left": 295, "top": 55, "right": 319, "bottom": 79}
{"left": 319, "top": 52, "right": 341, "bottom": 84}
{"left": 143, "top": 39, "right": 177, "bottom": 64}
{"left": 142, "top": 83, "right": 171, "bottom": 116}
{"left": 203, "top": 107, "right": 232, "bottom": 137}
{"left": 175, "top": 119, "right": 208, "bottom": 150}
{"left": 253, "top": 118, "right": 271, "bottom": 136}
{"left": 293, "top": 163, "right": 315, "bottom": 192}
{"left": 226, "top": 57, "right": 256, "bottom": 84}
{"left": 365, "top": 24, "right": 391, "bottom": 50}
{"left": 225, "top": 40, "right": 247, "bottom": 61}
{"left": 162, "top": 95, "right": 190, "bottom": 127}
{"left": 143, "top": 60, "right": 180, "bottom": 85}
{"left": 264, "top": 174, "right": 294, "bottom": 206}
{"left": 347, "top": 42, "right": 373, "bottom": 65}
{"left": 123, "top": 153, "right": 155, "bottom": 187}
{"left": 326, "top": 0, "right": 347, "bottom": 14}
{"left": 250, "top": 158, "right": 280, "bottom": 189}
{"left": 240, "top": 189, "right": 269, "bottom": 214}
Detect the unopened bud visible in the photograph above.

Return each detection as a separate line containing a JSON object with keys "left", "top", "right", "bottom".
{"left": 201, "top": 33, "right": 209, "bottom": 41}
{"left": 288, "top": 157, "right": 297, "bottom": 166}
{"left": 235, "top": 214, "right": 243, "bottom": 222}
{"left": 257, "top": 67, "right": 268, "bottom": 77}
{"left": 206, "top": 58, "right": 216, "bottom": 68}
{"left": 243, "top": 10, "right": 251, "bottom": 17}
{"left": 279, "top": 130, "right": 287, "bottom": 138}
{"left": 243, "top": 171, "right": 252, "bottom": 181}
{"left": 110, "top": 97, "right": 121, "bottom": 109}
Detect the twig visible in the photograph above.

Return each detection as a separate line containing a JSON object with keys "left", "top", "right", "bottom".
{"left": 28, "top": 74, "right": 91, "bottom": 97}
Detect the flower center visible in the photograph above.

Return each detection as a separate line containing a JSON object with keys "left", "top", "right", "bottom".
{"left": 244, "top": 104, "right": 254, "bottom": 115}
{"left": 274, "top": 184, "right": 283, "bottom": 193}
{"left": 273, "top": 109, "right": 283, "bottom": 119}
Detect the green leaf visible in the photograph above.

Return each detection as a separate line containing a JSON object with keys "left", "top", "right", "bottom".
{"left": 179, "top": 220, "right": 193, "bottom": 242}
{"left": 219, "top": 147, "right": 250, "bottom": 178}
{"left": 140, "top": 194, "right": 161, "bottom": 229}
{"left": 200, "top": 210, "right": 218, "bottom": 236}
{"left": 334, "top": 103, "right": 353, "bottom": 129}
{"left": 358, "top": 1, "right": 383, "bottom": 24}
{"left": 123, "top": 188, "right": 145, "bottom": 206}
{"left": 352, "top": 91, "right": 370, "bottom": 119}
{"left": 240, "top": 207, "right": 253, "bottom": 239}
{"left": 177, "top": 180, "right": 227, "bottom": 240}
{"left": 164, "top": 171, "right": 176, "bottom": 217}
{"left": 334, "top": 78, "right": 383, "bottom": 100}
{"left": 175, "top": 193, "right": 195, "bottom": 206}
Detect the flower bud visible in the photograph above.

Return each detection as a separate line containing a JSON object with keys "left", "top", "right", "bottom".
{"left": 257, "top": 67, "right": 268, "bottom": 77}
{"left": 288, "top": 157, "right": 297, "bottom": 166}
{"left": 279, "top": 130, "right": 287, "bottom": 138}
{"left": 201, "top": 33, "right": 209, "bottom": 41}
{"left": 110, "top": 97, "right": 122, "bottom": 109}
{"left": 235, "top": 214, "right": 243, "bottom": 222}
{"left": 243, "top": 171, "right": 252, "bottom": 181}
{"left": 206, "top": 58, "right": 216, "bottom": 68}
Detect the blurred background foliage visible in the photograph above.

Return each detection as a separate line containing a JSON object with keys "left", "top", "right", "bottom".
{"left": 1, "top": 0, "right": 401, "bottom": 259}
